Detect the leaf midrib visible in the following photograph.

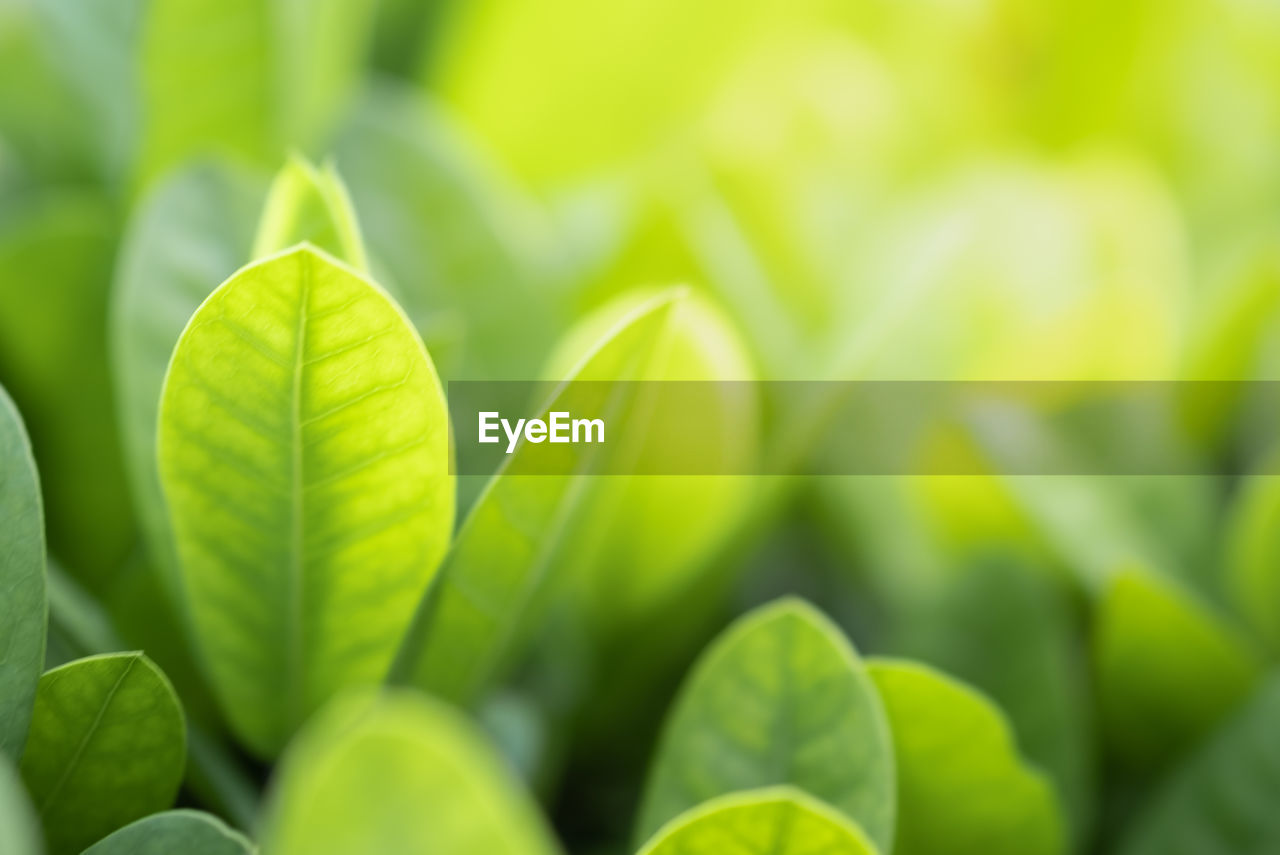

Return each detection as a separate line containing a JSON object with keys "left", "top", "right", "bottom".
{"left": 38, "top": 655, "right": 138, "bottom": 816}
{"left": 286, "top": 256, "right": 311, "bottom": 734}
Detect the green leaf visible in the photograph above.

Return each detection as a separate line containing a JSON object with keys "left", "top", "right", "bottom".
{"left": 261, "top": 689, "right": 561, "bottom": 855}
{"left": 0, "top": 751, "right": 41, "bottom": 855}
{"left": 635, "top": 598, "right": 895, "bottom": 852}
{"left": 112, "top": 162, "right": 265, "bottom": 606}
{"left": 392, "top": 291, "right": 682, "bottom": 704}
{"left": 0, "top": 191, "right": 135, "bottom": 590}
{"left": 332, "top": 82, "right": 559, "bottom": 380}
{"left": 868, "top": 659, "right": 1065, "bottom": 855}
{"left": 137, "top": 0, "right": 377, "bottom": 186}
{"left": 1226, "top": 467, "right": 1280, "bottom": 653}
{"left": 158, "top": 245, "right": 453, "bottom": 756}
{"left": 82, "top": 810, "right": 252, "bottom": 855}
{"left": 253, "top": 155, "right": 368, "bottom": 268}
{"left": 636, "top": 787, "right": 881, "bottom": 855}
{"left": 1120, "top": 674, "right": 1280, "bottom": 855}
{"left": 0, "top": 384, "right": 45, "bottom": 762}
{"left": 19, "top": 652, "right": 186, "bottom": 855}
{"left": 1094, "top": 567, "right": 1261, "bottom": 770}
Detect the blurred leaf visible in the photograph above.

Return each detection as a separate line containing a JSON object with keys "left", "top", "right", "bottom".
{"left": 137, "top": 0, "right": 377, "bottom": 186}
{"left": 1095, "top": 568, "right": 1261, "bottom": 771}
{"left": 886, "top": 559, "right": 1095, "bottom": 845}
{"left": 0, "top": 385, "right": 45, "bottom": 762}
{"left": 636, "top": 598, "right": 895, "bottom": 852}
{"left": 392, "top": 291, "right": 682, "bottom": 704}
{"left": 81, "top": 809, "right": 252, "bottom": 855}
{"left": 19, "top": 652, "right": 185, "bottom": 855}
{"left": 158, "top": 246, "right": 453, "bottom": 757}
{"left": 1120, "top": 675, "right": 1280, "bottom": 855}
{"left": 112, "top": 162, "right": 264, "bottom": 607}
{"left": 636, "top": 787, "right": 880, "bottom": 855}
{"left": 1226, "top": 470, "right": 1280, "bottom": 653}
{"left": 262, "top": 690, "right": 561, "bottom": 855}
{"left": 0, "top": 191, "right": 134, "bottom": 590}
{"left": 252, "top": 155, "right": 368, "bottom": 267}
{"left": 44, "top": 561, "right": 118, "bottom": 670}
{"left": 0, "top": 753, "right": 41, "bottom": 855}
{"left": 333, "top": 82, "right": 560, "bottom": 380}
{"left": 868, "top": 659, "right": 1065, "bottom": 855}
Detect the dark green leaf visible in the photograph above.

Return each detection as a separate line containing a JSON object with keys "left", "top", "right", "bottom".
{"left": 82, "top": 809, "right": 252, "bottom": 855}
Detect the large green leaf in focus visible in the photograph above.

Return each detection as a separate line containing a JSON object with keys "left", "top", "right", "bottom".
{"left": 1226, "top": 468, "right": 1280, "bottom": 653}
{"left": 635, "top": 598, "right": 895, "bottom": 852}
{"left": 137, "top": 0, "right": 377, "bottom": 186}
{"left": 0, "top": 385, "right": 44, "bottom": 762}
{"left": 636, "top": 787, "right": 881, "bottom": 855}
{"left": 1120, "top": 674, "right": 1280, "bottom": 855}
{"left": 82, "top": 810, "right": 252, "bottom": 855}
{"left": 112, "top": 161, "right": 264, "bottom": 606}
{"left": 19, "top": 652, "right": 186, "bottom": 855}
{"left": 0, "top": 721, "right": 41, "bottom": 855}
{"left": 392, "top": 291, "right": 682, "bottom": 704}
{"left": 868, "top": 659, "right": 1065, "bottom": 855}
{"left": 0, "top": 191, "right": 134, "bottom": 591}
{"left": 262, "top": 690, "right": 561, "bottom": 855}
{"left": 158, "top": 245, "right": 453, "bottom": 757}
{"left": 1095, "top": 568, "right": 1260, "bottom": 771}
{"left": 333, "top": 82, "right": 560, "bottom": 380}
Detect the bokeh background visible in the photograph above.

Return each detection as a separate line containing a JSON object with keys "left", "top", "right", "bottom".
{"left": 3, "top": 0, "right": 1280, "bottom": 853}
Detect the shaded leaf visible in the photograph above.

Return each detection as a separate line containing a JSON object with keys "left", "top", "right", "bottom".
{"left": 1095, "top": 567, "right": 1261, "bottom": 771}
{"left": 0, "top": 384, "right": 45, "bottom": 761}
{"left": 636, "top": 598, "right": 895, "bottom": 852}
{"left": 252, "top": 155, "right": 368, "bottom": 268}
{"left": 262, "top": 690, "right": 561, "bottom": 855}
{"left": 636, "top": 787, "right": 880, "bottom": 855}
{"left": 82, "top": 809, "right": 252, "bottom": 855}
{"left": 158, "top": 245, "right": 453, "bottom": 756}
{"left": 868, "top": 658, "right": 1065, "bottom": 855}
{"left": 0, "top": 730, "right": 41, "bottom": 855}
{"left": 19, "top": 652, "right": 186, "bottom": 855}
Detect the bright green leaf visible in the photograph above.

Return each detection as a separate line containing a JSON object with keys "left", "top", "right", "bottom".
{"left": 392, "top": 291, "right": 682, "bottom": 703}
{"left": 137, "top": 0, "right": 377, "bottom": 186}
{"left": 0, "top": 384, "right": 45, "bottom": 762}
{"left": 19, "top": 652, "right": 186, "bottom": 855}
{"left": 81, "top": 809, "right": 252, "bottom": 855}
{"left": 262, "top": 690, "right": 561, "bottom": 855}
{"left": 252, "top": 155, "right": 368, "bottom": 268}
{"left": 636, "top": 598, "right": 895, "bottom": 852}
{"left": 868, "top": 659, "right": 1065, "bottom": 855}
{"left": 636, "top": 787, "right": 880, "bottom": 855}
{"left": 1120, "top": 674, "right": 1280, "bottom": 855}
{"left": 158, "top": 245, "right": 453, "bottom": 756}
{"left": 0, "top": 728, "right": 41, "bottom": 855}
{"left": 1095, "top": 567, "right": 1261, "bottom": 770}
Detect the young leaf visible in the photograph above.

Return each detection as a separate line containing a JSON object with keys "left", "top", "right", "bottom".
{"left": 635, "top": 598, "right": 895, "bottom": 852}
{"left": 261, "top": 690, "right": 561, "bottom": 855}
{"left": 0, "top": 385, "right": 45, "bottom": 762}
{"left": 636, "top": 787, "right": 881, "bottom": 855}
{"left": 137, "top": 0, "right": 377, "bottom": 186}
{"left": 19, "top": 652, "right": 186, "bottom": 855}
{"left": 112, "top": 162, "right": 265, "bottom": 607}
{"left": 1094, "top": 567, "right": 1260, "bottom": 770}
{"left": 252, "top": 155, "right": 368, "bottom": 268}
{"left": 158, "top": 245, "right": 453, "bottom": 757}
{"left": 392, "top": 291, "right": 681, "bottom": 703}
{"left": 1120, "top": 675, "right": 1280, "bottom": 855}
{"left": 81, "top": 809, "right": 252, "bottom": 855}
{"left": 868, "top": 659, "right": 1065, "bottom": 855}
{"left": 0, "top": 752, "right": 41, "bottom": 855}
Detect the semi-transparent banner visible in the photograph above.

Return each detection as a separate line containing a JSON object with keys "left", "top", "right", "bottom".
{"left": 446, "top": 381, "right": 1280, "bottom": 476}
